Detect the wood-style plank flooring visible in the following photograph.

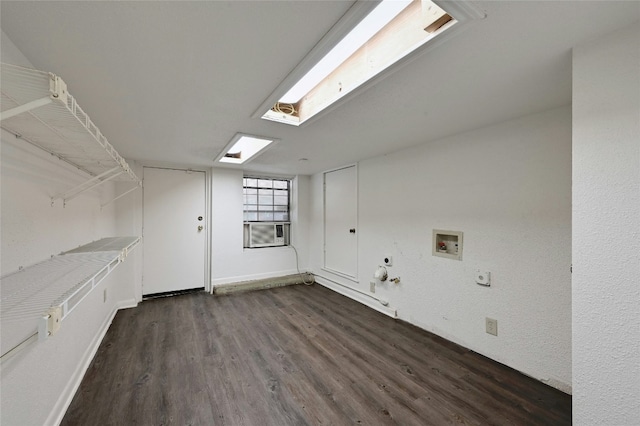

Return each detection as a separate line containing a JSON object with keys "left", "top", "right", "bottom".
{"left": 62, "top": 284, "right": 571, "bottom": 425}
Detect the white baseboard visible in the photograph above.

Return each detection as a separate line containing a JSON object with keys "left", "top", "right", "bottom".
{"left": 315, "top": 276, "right": 397, "bottom": 318}
{"left": 115, "top": 298, "right": 138, "bottom": 311}
{"left": 46, "top": 298, "right": 137, "bottom": 426}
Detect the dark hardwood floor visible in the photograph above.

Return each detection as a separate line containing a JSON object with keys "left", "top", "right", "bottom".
{"left": 62, "top": 284, "right": 571, "bottom": 425}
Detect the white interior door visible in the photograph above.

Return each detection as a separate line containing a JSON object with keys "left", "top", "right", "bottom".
{"left": 324, "top": 165, "right": 357, "bottom": 278}
{"left": 143, "top": 167, "right": 206, "bottom": 296}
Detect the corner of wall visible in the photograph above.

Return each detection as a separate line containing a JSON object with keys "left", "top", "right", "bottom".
{"left": 308, "top": 106, "right": 573, "bottom": 394}
{"left": 572, "top": 21, "right": 640, "bottom": 425}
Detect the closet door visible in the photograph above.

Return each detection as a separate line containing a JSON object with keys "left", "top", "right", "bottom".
{"left": 142, "top": 167, "right": 206, "bottom": 296}
{"left": 324, "top": 165, "right": 358, "bottom": 279}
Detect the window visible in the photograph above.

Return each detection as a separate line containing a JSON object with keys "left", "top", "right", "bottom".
{"left": 243, "top": 177, "right": 290, "bottom": 222}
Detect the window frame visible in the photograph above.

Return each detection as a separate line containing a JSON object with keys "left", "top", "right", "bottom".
{"left": 243, "top": 176, "right": 291, "bottom": 223}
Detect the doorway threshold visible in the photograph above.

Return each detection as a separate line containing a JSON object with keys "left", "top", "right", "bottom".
{"left": 142, "top": 287, "right": 205, "bottom": 300}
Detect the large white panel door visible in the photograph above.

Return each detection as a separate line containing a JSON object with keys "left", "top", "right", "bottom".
{"left": 143, "top": 167, "right": 206, "bottom": 296}
{"left": 324, "top": 165, "right": 357, "bottom": 278}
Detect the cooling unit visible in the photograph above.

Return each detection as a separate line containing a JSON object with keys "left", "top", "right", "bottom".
{"left": 248, "top": 223, "right": 285, "bottom": 248}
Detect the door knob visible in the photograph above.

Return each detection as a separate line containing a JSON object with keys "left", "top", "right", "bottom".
{"left": 349, "top": 228, "right": 356, "bottom": 234}
{"left": 198, "top": 225, "right": 204, "bottom": 231}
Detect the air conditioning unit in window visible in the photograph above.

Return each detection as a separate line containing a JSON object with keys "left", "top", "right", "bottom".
{"left": 248, "top": 223, "right": 285, "bottom": 248}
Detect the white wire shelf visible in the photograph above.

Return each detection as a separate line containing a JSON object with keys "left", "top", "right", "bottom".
{"left": 64, "top": 236, "right": 140, "bottom": 254}
{"left": 0, "top": 62, "right": 141, "bottom": 204}
{"left": 0, "top": 237, "right": 140, "bottom": 360}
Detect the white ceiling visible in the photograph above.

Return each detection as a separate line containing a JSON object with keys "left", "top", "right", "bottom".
{"left": 1, "top": 1, "right": 638, "bottom": 176}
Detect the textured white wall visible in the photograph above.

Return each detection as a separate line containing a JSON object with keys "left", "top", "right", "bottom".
{"left": 309, "top": 106, "right": 573, "bottom": 392}
{"left": 1, "top": 31, "right": 138, "bottom": 425}
{"left": 211, "top": 167, "right": 310, "bottom": 285}
{"left": 572, "top": 22, "right": 640, "bottom": 425}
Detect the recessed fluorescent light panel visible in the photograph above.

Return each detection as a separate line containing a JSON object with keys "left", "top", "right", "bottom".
{"left": 262, "top": 0, "right": 456, "bottom": 126}
{"left": 279, "top": 0, "right": 412, "bottom": 105}
{"left": 215, "top": 134, "right": 276, "bottom": 165}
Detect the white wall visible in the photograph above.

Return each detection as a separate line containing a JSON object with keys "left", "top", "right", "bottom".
{"left": 211, "top": 167, "right": 310, "bottom": 286}
{"left": 115, "top": 161, "right": 144, "bottom": 301}
{"left": 1, "top": 30, "right": 138, "bottom": 425}
{"left": 309, "top": 106, "right": 573, "bottom": 392}
{"left": 572, "top": 22, "right": 640, "bottom": 425}
{"left": 86, "top": 162, "right": 311, "bottom": 299}
{"left": 0, "top": 128, "right": 118, "bottom": 273}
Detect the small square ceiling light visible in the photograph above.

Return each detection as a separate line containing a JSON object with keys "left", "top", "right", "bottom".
{"left": 215, "top": 133, "right": 276, "bottom": 165}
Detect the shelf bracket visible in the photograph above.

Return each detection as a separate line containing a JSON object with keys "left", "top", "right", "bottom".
{"left": 0, "top": 96, "right": 52, "bottom": 122}
{"left": 52, "top": 166, "right": 123, "bottom": 206}
{"left": 37, "top": 307, "right": 62, "bottom": 341}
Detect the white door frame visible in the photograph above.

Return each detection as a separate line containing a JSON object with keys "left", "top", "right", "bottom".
{"left": 322, "top": 163, "right": 359, "bottom": 282}
{"left": 142, "top": 165, "right": 211, "bottom": 294}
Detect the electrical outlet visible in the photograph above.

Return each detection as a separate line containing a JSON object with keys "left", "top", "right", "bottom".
{"left": 486, "top": 317, "right": 498, "bottom": 336}
{"left": 103, "top": 289, "right": 107, "bottom": 303}
{"left": 370, "top": 281, "right": 376, "bottom": 293}
{"left": 384, "top": 255, "right": 393, "bottom": 266}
